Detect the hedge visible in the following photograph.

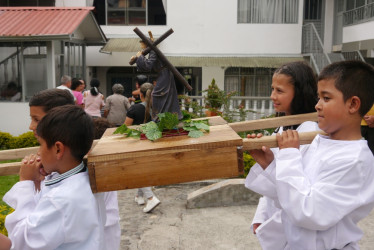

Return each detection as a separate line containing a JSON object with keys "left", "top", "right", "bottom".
{"left": 0, "top": 131, "right": 39, "bottom": 150}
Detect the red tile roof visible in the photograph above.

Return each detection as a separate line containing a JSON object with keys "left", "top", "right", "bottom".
{"left": 0, "top": 7, "right": 94, "bottom": 37}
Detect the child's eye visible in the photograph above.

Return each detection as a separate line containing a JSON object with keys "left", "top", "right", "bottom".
{"left": 323, "top": 97, "right": 330, "bottom": 101}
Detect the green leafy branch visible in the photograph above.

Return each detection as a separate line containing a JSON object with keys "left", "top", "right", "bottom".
{"left": 113, "top": 112, "right": 210, "bottom": 141}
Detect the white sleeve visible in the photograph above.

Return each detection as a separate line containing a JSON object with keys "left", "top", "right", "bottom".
{"left": 4, "top": 182, "right": 65, "bottom": 250}
{"left": 103, "top": 192, "right": 120, "bottom": 250}
{"left": 275, "top": 148, "right": 370, "bottom": 231}
{"left": 251, "top": 197, "right": 269, "bottom": 227}
{"left": 245, "top": 162, "right": 278, "bottom": 200}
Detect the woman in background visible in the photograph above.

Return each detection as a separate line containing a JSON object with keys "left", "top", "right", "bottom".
{"left": 83, "top": 78, "right": 105, "bottom": 118}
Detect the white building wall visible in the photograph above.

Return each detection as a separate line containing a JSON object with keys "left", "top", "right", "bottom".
{"left": 0, "top": 102, "right": 30, "bottom": 136}
{"left": 202, "top": 67, "right": 225, "bottom": 91}
{"left": 343, "top": 20, "right": 374, "bottom": 43}
{"left": 92, "top": 0, "right": 304, "bottom": 63}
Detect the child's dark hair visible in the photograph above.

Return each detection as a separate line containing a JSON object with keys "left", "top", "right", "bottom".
{"left": 37, "top": 105, "right": 94, "bottom": 161}
{"left": 274, "top": 61, "right": 318, "bottom": 115}
{"left": 71, "top": 78, "right": 83, "bottom": 91}
{"left": 93, "top": 117, "right": 113, "bottom": 139}
{"left": 29, "top": 89, "right": 75, "bottom": 112}
{"left": 318, "top": 60, "right": 374, "bottom": 116}
{"left": 90, "top": 78, "right": 100, "bottom": 96}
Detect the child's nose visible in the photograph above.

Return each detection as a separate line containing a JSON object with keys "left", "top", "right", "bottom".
{"left": 315, "top": 100, "right": 321, "bottom": 111}
{"left": 270, "top": 91, "right": 276, "bottom": 100}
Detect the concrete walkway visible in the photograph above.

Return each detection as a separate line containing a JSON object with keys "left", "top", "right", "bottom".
{"left": 117, "top": 180, "right": 374, "bottom": 250}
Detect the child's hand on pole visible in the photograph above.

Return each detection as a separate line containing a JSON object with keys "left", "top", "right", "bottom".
{"left": 249, "top": 146, "right": 274, "bottom": 170}
{"left": 276, "top": 130, "right": 300, "bottom": 149}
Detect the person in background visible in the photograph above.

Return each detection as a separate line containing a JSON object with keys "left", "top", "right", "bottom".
{"left": 71, "top": 78, "right": 85, "bottom": 107}
{"left": 57, "top": 75, "right": 76, "bottom": 103}
{"left": 129, "top": 74, "right": 148, "bottom": 104}
{"left": 83, "top": 78, "right": 105, "bottom": 118}
{"left": 104, "top": 83, "right": 131, "bottom": 126}
{"left": 124, "top": 83, "right": 161, "bottom": 213}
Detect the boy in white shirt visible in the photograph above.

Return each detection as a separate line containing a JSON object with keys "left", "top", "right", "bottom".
{"left": 26, "top": 88, "right": 121, "bottom": 250}
{"left": 4, "top": 105, "right": 105, "bottom": 249}
{"left": 246, "top": 60, "right": 374, "bottom": 249}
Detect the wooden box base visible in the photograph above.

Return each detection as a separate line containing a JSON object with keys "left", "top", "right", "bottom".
{"left": 87, "top": 124, "right": 243, "bottom": 192}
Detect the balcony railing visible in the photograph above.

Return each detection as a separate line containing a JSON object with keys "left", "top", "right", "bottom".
{"left": 180, "top": 96, "right": 274, "bottom": 122}
{"left": 343, "top": 3, "right": 374, "bottom": 26}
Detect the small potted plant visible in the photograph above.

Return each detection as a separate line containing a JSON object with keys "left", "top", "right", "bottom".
{"left": 203, "top": 79, "right": 225, "bottom": 116}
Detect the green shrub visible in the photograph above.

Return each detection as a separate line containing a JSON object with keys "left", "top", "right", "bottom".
{"left": 0, "top": 131, "right": 39, "bottom": 150}
{"left": 0, "top": 204, "right": 13, "bottom": 236}
{"left": 0, "top": 130, "right": 37, "bottom": 235}
{"left": 0, "top": 132, "right": 13, "bottom": 150}
{"left": 241, "top": 152, "right": 256, "bottom": 177}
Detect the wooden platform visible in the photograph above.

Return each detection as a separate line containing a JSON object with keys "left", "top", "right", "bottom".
{"left": 87, "top": 124, "right": 243, "bottom": 192}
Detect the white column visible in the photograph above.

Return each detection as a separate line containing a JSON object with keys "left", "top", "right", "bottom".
{"left": 46, "top": 41, "right": 56, "bottom": 88}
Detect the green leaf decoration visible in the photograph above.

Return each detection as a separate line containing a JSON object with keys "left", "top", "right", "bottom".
{"left": 158, "top": 112, "right": 179, "bottom": 131}
{"left": 113, "top": 124, "right": 130, "bottom": 134}
{"left": 188, "top": 130, "right": 204, "bottom": 138}
{"left": 127, "top": 129, "right": 141, "bottom": 139}
{"left": 112, "top": 114, "right": 209, "bottom": 141}
{"left": 194, "top": 122, "right": 210, "bottom": 131}
{"left": 141, "top": 121, "right": 162, "bottom": 141}
{"left": 182, "top": 126, "right": 196, "bottom": 131}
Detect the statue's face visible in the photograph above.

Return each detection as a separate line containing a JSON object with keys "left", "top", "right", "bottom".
{"left": 140, "top": 41, "right": 146, "bottom": 49}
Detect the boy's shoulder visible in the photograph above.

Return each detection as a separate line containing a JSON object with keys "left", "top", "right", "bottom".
{"left": 43, "top": 172, "right": 94, "bottom": 204}
{"left": 314, "top": 135, "right": 373, "bottom": 161}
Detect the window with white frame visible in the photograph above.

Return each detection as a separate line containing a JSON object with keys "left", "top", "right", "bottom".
{"left": 93, "top": 0, "right": 166, "bottom": 25}
{"left": 224, "top": 67, "right": 274, "bottom": 97}
{"left": 237, "top": 0, "right": 299, "bottom": 24}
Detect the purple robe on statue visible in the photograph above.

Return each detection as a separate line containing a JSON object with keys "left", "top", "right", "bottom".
{"left": 135, "top": 50, "right": 182, "bottom": 121}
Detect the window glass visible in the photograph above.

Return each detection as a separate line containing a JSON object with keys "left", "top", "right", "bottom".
{"left": 238, "top": 0, "right": 298, "bottom": 24}
{"left": 225, "top": 67, "right": 274, "bottom": 97}
{"left": 100, "top": 0, "right": 166, "bottom": 25}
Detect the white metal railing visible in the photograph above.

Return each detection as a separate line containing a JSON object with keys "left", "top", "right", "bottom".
{"left": 302, "top": 23, "right": 331, "bottom": 74}
{"left": 343, "top": 3, "right": 374, "bottom": 26}
{"left": 342, "top": 51, "right": 366, "bottom": 62}
{"left": 180, "top": 96, "right": 274, "bottom": 121}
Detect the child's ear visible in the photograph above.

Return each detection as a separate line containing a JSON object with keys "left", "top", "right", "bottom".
{"left": 54, "top": 141, "right": 65, "bottom": 160}
{"left": 347, "top": 96, "right": 361, "bottom": 114}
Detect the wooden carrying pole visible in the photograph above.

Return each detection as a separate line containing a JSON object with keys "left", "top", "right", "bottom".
{"left": 0, "top": 113, "right": 320, "bottom": 177}
{"left": 0, "top": 140, "right": 99, "bottom": 177}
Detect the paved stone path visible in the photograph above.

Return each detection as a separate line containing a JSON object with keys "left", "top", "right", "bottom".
{"left": 117, "top": 181, "right": 374, "bottom": 250}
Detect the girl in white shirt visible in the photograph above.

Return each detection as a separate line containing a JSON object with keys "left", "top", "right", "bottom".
{"left": 245, "top": 61, "right": 320, "bottom": 249}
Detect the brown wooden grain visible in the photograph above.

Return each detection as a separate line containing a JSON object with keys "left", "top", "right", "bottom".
{"left": 228, "top": 112, "right": 318, "bottom": 132}
{"left": 242, "top": 130, "right": 326, "bottom": 151}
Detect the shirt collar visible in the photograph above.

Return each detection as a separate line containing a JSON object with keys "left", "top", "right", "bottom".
{"left": 44, "top": 162, "right": 85, "bottom": 186}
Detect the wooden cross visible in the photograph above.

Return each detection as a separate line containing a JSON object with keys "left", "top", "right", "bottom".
{"left": 129, "top": 28, "right": 174, "bottom": 65}
{"left": 132, "top": 27, "right": 193, "bottom": 91}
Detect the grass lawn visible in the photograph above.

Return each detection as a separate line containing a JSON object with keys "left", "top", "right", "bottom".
{"left": 0, "top": 175, "right": 19, "bottom": 206}
{"left": 0, "top": 160, "right": 20, "bottom": 206}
